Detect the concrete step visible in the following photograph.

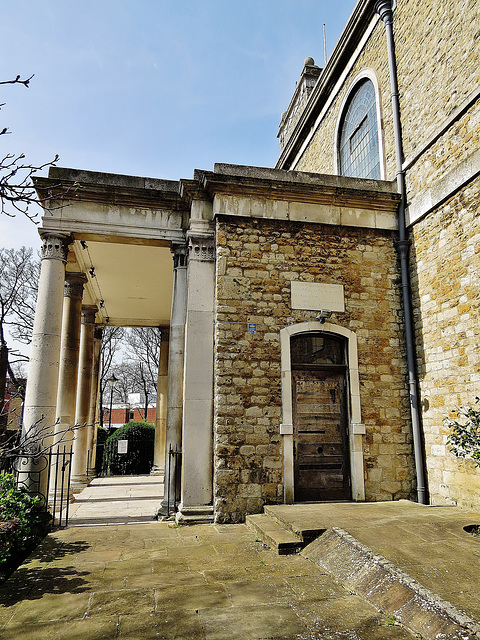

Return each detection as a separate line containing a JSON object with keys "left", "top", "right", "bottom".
{"left": 264, "top": 505, "right": 326, "bottom": 545}
{"left": 246, "top": 513, "right": 305, "bottom": 555}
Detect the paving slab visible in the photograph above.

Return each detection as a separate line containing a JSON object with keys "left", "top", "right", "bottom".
{"left": 264, "top": 501, "right": 480, "bottom": 639}
{"left": 66, "top": 474, "right": 164, "bottom": 524}
{"left": 0, "top": 522, "right": 416, "bottom": 639}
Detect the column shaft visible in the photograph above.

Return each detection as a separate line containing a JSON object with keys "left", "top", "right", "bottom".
{"left": 176, "top": 224, "right": 215, "bottom": 524}
{"left": 22, "top": 234, "right": 69, "bottom": 498}
{"left": 54, "top": 273, "right": 86, "bottom": 434}
{"left": 87, "top": 326, "right": 103, "bottom": 474}
{"left": 152, "top": 330, "right": 169, "bottom": 474}
{"left": 72, "top": 305, "right": 97, "bottom": 482}
{"left": 159, "top": 245, "right": 187, "bottom": 515}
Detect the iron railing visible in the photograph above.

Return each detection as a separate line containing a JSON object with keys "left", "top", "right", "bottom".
{"left": 166, "top": 444, "right": 182, "bottom": 516}
{"left": 1, "top": 445, "right": 73, "bottom": 527}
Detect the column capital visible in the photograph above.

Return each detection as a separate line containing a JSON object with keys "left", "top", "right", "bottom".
{"left": 81, "top": 305, "right": 98, "bottom": 325}
{"left": 40, "top": 233, "right": 71, "bottom": 263}
{"left": 94, "top": 326, "right": 104, "bottom": 341}
{"left": 64, "top": 272, "right": 88, "bottom": 299}
{"left": 171, "top": 243, "right": 188, "bottom": 269}
{"left": 187, "top": 232, "right": 215, "bottom": 262}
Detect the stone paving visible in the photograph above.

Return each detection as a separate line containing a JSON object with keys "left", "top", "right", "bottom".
{"left": 67, "top": 475, "right": 164, "bottom": 525}
{"left": 0, "top": 521, "right": 415, "bottom": 639}
{"left": 3, "top": 479, "right": 479, "bottom": 639}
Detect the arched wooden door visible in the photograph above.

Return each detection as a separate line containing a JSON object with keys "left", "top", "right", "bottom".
{"left": 291, "top": 333, "right": 351, "bottom": 502}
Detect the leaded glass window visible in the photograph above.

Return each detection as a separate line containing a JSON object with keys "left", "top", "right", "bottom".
{"left": 339, "top": 79, "right": 381, "bottom": 180}
{"left": 291, "top": 333, "right": 346, "bottom": 367}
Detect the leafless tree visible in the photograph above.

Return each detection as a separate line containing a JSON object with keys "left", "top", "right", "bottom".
{"left": 125, "top": 328, "right": 161, "bottom": 418}
{"left": 0, "top": 247, "right": 39, "bottom": 432}
{"left": 0, "top": 75, "right": 59, "bottom": 221}
{"left": 98, "top": 326, "right": 126, "bottom": 427}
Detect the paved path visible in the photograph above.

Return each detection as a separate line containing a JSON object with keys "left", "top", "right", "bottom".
{"left": 0, "top": 521, "right": 414, "bottom": 639}
{"left": 2, "top": 485, "right": 479, "bottom": 639}
{"left": 266, "top": 500, "right": 480, "bottom": 631}
{"left": 67, "top": 475, "right": 164, "bottom": 525}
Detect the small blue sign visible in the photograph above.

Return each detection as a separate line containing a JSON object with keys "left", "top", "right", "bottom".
{"left": 247, "top": 323, "right": 257, "bottom": 334}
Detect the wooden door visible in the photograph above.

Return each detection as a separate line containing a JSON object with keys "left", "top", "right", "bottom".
{"left": 292, "top": 369, "right": 351, "bottom": 502}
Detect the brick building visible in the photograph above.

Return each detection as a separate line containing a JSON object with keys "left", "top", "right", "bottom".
{"left": 24, "top": 0, "right": 479, "bottom": 520}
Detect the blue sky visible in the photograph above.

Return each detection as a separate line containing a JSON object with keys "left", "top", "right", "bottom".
{"left": 1, "top": 0, "right": 356, "bottom": 250}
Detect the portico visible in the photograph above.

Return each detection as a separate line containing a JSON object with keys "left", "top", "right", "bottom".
{"left": 25, "top": 168, "right": 216, "bottom": 520}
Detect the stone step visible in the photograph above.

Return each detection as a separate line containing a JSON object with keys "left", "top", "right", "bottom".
{"left": 263, "top": 505, "right": 326, "bottom": 545}
{"left": 246, "top": 513, "right": 305, "bottom": 555}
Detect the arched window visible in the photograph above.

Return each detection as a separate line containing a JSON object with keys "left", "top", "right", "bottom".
{"left": 338, "top": 79, "right": 381, "bottom": 180}
{"left": 291, "top": 332, "right": 346, "bottom": 367}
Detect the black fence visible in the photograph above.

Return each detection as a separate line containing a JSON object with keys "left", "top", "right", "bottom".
{"left": 166, "top": 444, "right": 182, "bottom": 516}
{"left": 1, "top": 445, "right": 73, "bottom": 527}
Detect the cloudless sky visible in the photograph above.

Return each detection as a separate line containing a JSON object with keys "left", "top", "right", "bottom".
{"left": 1, "top": 0, "right": 357, "bottom": 250}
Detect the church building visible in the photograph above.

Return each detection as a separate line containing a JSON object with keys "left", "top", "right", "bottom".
{"left": 24, "top": 0, "right": 479, "bottom": 523}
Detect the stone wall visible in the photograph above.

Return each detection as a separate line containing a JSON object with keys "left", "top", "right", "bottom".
{"left": 213, "top": 215, "right": 415, "bottom": 522}
{"left": 279, "top": 0, "right": 480, "bottom": 512}
{"left": 410, "top": 176, "right": 480, "bottom": 510}
{"left": 395, "top": 0, "right": 480, "bottom": 163}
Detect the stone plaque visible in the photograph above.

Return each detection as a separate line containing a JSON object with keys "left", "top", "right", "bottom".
{"left": 291, "top": 282, "right": 345, "bottom": 312}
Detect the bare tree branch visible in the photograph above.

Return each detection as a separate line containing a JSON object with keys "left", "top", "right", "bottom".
{"left": 0, "top": 247, "right": 39, "bottom": 431}
{"left": 0, "top": 75, "right": 60, "bottom": 221}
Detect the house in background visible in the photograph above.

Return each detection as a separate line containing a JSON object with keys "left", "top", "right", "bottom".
{"left": 23, "top": 0, "right": 479, "bottom": 521}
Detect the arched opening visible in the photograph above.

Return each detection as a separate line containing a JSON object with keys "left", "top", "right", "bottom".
{"left": 291, "top": 332, "right": 350, "bottom": 502}
{"left": 280, "top": 322, "right": 365, "bottom": 504}
{"left": 338, "top": 78, "right": 381, "bottom": 180}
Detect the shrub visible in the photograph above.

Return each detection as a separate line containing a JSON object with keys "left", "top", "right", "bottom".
{"left": 102, "top": 421, "right": 155, "bottom": 475}
{"left": 444, "top": 399, "right": 480, "bottom": 468}
{"left": 0, "top": 473, "right": 48, "bottom": 573}
{"left": 95, "top": 426, "right": 108, "bottom": 471}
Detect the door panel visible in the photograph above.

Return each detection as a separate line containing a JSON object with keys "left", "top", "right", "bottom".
{"left": 293, "top": 369, "right": 351, "bottom": 502}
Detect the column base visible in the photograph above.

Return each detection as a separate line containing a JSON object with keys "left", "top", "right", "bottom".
{"left": 70, "top": 474, "right": 91, "bottom": 495}
{"left": 175, "top": 504, "right": 214, "bottom": 525}
{"left": 150, "top": 465, "right": 165, "bottom": 477}
{"left": 157, "top": 496, "right": 176, "bottom": 518}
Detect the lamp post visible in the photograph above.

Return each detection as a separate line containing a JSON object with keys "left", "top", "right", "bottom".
{"left": 107, "top": 374, "right": 118, "bottom": 433}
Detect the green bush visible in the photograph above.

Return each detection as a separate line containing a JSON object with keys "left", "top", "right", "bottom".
{"left": 95, "top": 426, "right": 108, "bottom": 471}
{"left": 0, "top": 473, "right": 48, "bottom": 573}
{"left": 444, "top": 398, "right": 480, "bottom": 467}
{"left": 103, "top": 421, "right": 155, "bottom": 475}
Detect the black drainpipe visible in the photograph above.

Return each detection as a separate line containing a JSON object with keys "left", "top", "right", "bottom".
{"left": 375, "top": 0, "right": 426, "bottom": 503}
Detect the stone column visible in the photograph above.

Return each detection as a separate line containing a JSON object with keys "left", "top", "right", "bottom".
{"left": 72, "top": 305, "right": 97, "bottom": 484}
{"left": 176, "top": 202, "right": 215, "bottom": 524}
{"left": 22, "top": 233, "right": 70, "bottom": 498}
{"left": 151, "top": 328, "right": 169, "bottom": 475}
{"left": 159, "top": 244, "right": 188, "bottom": 516}
{"left": 87, "top": 326, "right": 103, "bottom": 474}
{"left": 54, "top": 273, "right": 87, "bottom": 434}
{"left": 50, "top": 272, "right": 87, "bottom": 498}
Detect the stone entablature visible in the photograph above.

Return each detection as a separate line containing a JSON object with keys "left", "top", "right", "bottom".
{"left": 34, "top": 167, "right": 188, "bottom": 246}
{"left": 204, "top": 165, "right": 399, "bottom": 231}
